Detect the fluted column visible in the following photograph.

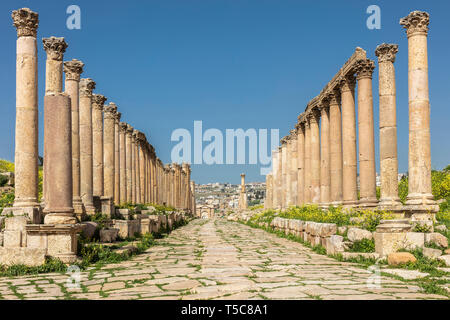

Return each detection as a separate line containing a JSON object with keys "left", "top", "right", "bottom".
{"left": 138, "top": 135, "right": 146, "bottom": 204}
{"left": 340, "top": 75, "right": 358, "bottom": 206}
{"left": 125, "top": 124, "right": 133, "bottom": 203}
{"left": 285, "top": 137, "right": 292, "bottom": 207}
{"left": 113, "top": 111, "right": 121, "bottom": 205}
{"left": 355, "top": 59, "right": 378, "bottom": 207}
{"left": 79, "top": 78, "right": 96, "bottom": 214}
{"left": 133, "top": 130, "right": 141, "bottom": 204}
{"left": 400, "top": 11, "right": 437, "bottom": 211}
{"left": 328, "top": 92, "right": 343, "bottom": 205}
{"left": 304, "top": 121, "right": 311, "bottom": 203}
{"left": 103, "top": 103, "right": 116, "bottom": 200}
{"left": 265, "top": 174, "right": 273, "bottom": 209}
{"left": 296, "top": 122, "right": 305, "bottom": 205}
{"left": 119, "top": 122, "right": 127, "bottom": 204}
{"left": 309, "top": 109, "right": 321, "bottom": 204}
{"left": 375, "top": 44, "right": 402, "bottom": 208}
{"left": 92, "top": 94, "right": 107, "bottom": 198}
{"left": 43, "top": 93, "right": 75, "bottom": 224}
{"left": 289, "top": 131, "right": 298, "bottom": 206}
{"left": 280, "top": 140, "right": 287, "bottom": 208}
{"left": 64, "top": 59, "right": 84, "bottom": 215}
{"left": 11, "top": 8, "right": 40, "bottom": 210}
{"left": 271, "top": 150, "right": 279, "bottom": 208}
{"left": 319, "top": 103, "right": 331, "bottom": 206}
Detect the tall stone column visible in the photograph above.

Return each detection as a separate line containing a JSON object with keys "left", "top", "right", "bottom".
{"left": 304, "top": 121, "right": 311, "bottom": 203}
{"left": 42, "top": 37, "right": 67, "bottom": 210}
{"left": 329, "top": 92, "right": 343, "bottom": 205}
{"left": 280, "top": 139, "right": 287, "bottom": 208}
{"left": 133, "top": 130, "right": 141, "bottom": 204}
{"left": 138, "top": 135, "right": 146, "bottom": 204}
{"left": 114, "top": 111, "right": 121, "bottom": 205}
{"left": 125, "top": 124, "right": 133, "bottom": 203}
{"left": 296, "top": 122, "right": 305, "bottom": 205}
{"left": 400, "top": 11, "right": 437, "bottom": 211}
{"left": 119, "top": 122, "right": 127, "bottom": 204}
{"left": 309, "top": 109, "right": 321, "bottom": 204}
{"left": 103, "top": 103, "right": 116, "bottom": 201}
{"left": 239, "top": 173, "right": 248, "bottom": 210}
{"left": 64, "top": 59, "right": 84, "bottom": 215}
{"left": 43, "top": 93, "right": 76, "bottom": 224}
{"left": 265, "top": 174, "right": 273, "bottom": 209}
{"left": 340, "top": 75, "right": 358, "bottom": 206}
{"left": 271, "top": 150, "right": 279, "bottom": 208}
{"left": 355, "top": 59, "right": 378, "bottom": 207}
{"left": 375, "top": 43, "right": 402, "bottom": 208}
{"left": 190, "top": 181, "right": 196, "bottom": 214}
{"left": 289, "top": 131, "right": 298, "bottom": 206}
{"left": 79, "top": 78, "right": 96, "bottom": 214}
{"left": 92, "top": 94, "right": 107, "bottom": 198}
{"left": 285, "top": 138, "right": 292, "bottom": 207}
{"left": 10, "top": 9, "right": 40, "bottom": 213}
{"left": 319, "top": 103, "right": 331, "bottom": 206}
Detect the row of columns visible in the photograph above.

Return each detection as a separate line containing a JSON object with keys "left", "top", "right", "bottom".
{"left": 266, "top": 11, "right": 438, "bottom": 214}
{"left": 7, "top": 8, "right": 195, "bottom": 226}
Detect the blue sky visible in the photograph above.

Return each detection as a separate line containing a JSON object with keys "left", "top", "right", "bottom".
{"left": 0, "top": 0, "right": 449, "bottom": 184}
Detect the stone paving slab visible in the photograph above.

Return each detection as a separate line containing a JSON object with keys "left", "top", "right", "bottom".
{"left": 0, "top": 219, "right": 448, "bottom": 300}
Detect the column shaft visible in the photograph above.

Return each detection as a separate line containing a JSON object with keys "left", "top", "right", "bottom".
{"left": 309, "top": 111, "right": 321, "bottom": 204}
{"left": 320, "top": 105, "right": 331, "bottom": 205}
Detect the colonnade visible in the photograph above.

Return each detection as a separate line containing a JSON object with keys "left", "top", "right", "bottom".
{"left": 265, "top": 11, "right": 438, "bottom": 214}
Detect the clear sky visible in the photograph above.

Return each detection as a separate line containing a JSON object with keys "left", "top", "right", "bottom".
{"left": 0, "top": 0, "right": 449, "bottom": 184}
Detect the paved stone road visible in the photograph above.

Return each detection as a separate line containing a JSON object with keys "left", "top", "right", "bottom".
{"left": 0, "top": 219, "right": 448, "bottom": 300}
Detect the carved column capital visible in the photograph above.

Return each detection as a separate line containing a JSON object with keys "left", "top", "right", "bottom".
{"left": 92, "top": 94, "right": 107, "bottom": 110}
{"left": 119, "top": 122, "right": 128, "bottom": 133}
{"left": 114, "top": 111, "right": 122, "bottom": 123}
{"left": 12, "top": 8, "right": 39, "bottom": 38}
{"left": 375, "top": 43, "right": 399, "bottom": 63}
{"left": 42, "top": 37, "right": 68, "bottom": 61}
{"left": 126, "top": 124, "right": 134, "bottom": 135}
{"left": 339, "top": 74, "right": 356, "bottom": 93}
{"left": 355, "top": 59, "right": 375, "bottom": 80}
{"left": 64, "top": 59, "right": 84, "bottom": 81}
{"left": 104, "top": 104, "right": 117, "bottom": 120}
{"left": 79, "top": 78, "right": 96, "bottom": 97}
{"left": 400, "top": 11, "right": 429, "bottom": 37}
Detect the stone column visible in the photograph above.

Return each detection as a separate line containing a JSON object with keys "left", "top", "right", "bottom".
{"left": 304, "top": 121, "right": 311, "bottom": 203}
{"left": 289, "top": 131, "right": 298, "bottom": 206}
{"left": 43, "top": 93, "right": 75, "bottom": 224}
{"left": 138, "top": 135, "right": 146, "bottom": 204}
{"left": 183, "top": 163, "right": 191, "bottom": 210}
{"left": 79, "top": 78, "right": 96, "bottom": 214}
{"left": 265, "top": 174, "right": 273, "bottom": 209}
{"left": 11, "top": 9, "right": 40, "bottom": 211}
{"left": 64, "top": 59, "right": 84, "bottom": 215}
{"left": 296, "top": 122, "right": 305, "bottom": 205}
{"left": 92, "top": 94, "right": 107, "bottom": 198}
{"left": 400, "top": 11, "right": 437, "bottom": 211}
{"left": 119, "top": 122, "right": 127, "bottom": 204}
{"left": 42, "top": 37, "right": 68, "bottom": 210}
{"left": 319, "top": 103, "right": 331, "bottom": 206}
{"left": 355, "top": 59, "right": 378, "bottom": 207}
{"left": 103, "top": 103, "right": 116, "bottom": 201}
{"left": 271, "top": 150, "right": 279, "bottom": 208}
{"left": 125, "top": 124, "right": 133, "bottom": 203}
{"left": 375, "top": 43, "right": 402, "bottom": 208}
{"left": 114, "top": 111, "right": 121, "bottom": 205}
{"left": 329, "top": 92, "right": 343, "bottom": 205}
{"left": 285, "top": 137, "right": 292, "bottom": 207}
{"left": 309, "top": 109, "right": 321, "bottom": 204}
{"left": 280, "top": 139, "right": 287, "bottom": 208}
{"left": 340, "top": 75, "right": 358, "bottom": 206}
{"left": 239, "top": 173, "right": 248, "bottom": 209}
{"left": 133, "top": 130, "right": 141, "bottom": 204}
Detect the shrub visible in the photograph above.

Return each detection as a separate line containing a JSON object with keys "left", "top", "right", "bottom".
{"left": 0, "top": 175, "right": 8, "bottom": 187}
{"left": 347, "top": 238, "right": 375, "bottom": 253}
{"left": 0, "top": 159, "right": 14, "bottom": 173}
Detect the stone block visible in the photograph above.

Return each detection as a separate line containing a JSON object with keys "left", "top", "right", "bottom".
{"left": 80, "top": 221, "right": 98, "bottom": 239}
{"left": 374, "top": 232, "right": 424, "bottom": 257}
{"left": 100, "top": 228, "right": 119, "bottom": 243}
{"left": 387, "top": 252, "right": 416, "bottom": 266}
{"left": 320, "top": 223, "right": 337, "bottom": 237}
{"left": 425, "top": 233, "right": 448, "bottom": 248}
{"left": 5, "top": 216, "right": 28, "bottom": 231}
{"left": 113, "top": 219, "right": 141, "bottom": 239}
{"left": 100, "top": 197, "right": 114, "bottom": 217}
{"left": 0, "top": 247, "right": 46, "bottom": 266}
{"left": 1, "top": 207, "right": 41, "bottom": 224}
{"left": 347, "top": 227, "right": 373, "bottom": 242}
{"left": 423, "top": 247, "right": 442, "bottom": 259}
{"left": 3, "top": 230, "right": 22, "bottom": 247}
{"left": 326, "top": 235, "right": 344, "bottom": 255}
{"left": 140, "top": 218, "right": 151, "bottom": 234}
{"left": 438, "top": 255, "right": 450, "bottom": 266}
{"left": 342, "top": 252, "right": 380, "bottom": 260}
{"left": 404, "top": 232, "right": 425, "bottom": 250}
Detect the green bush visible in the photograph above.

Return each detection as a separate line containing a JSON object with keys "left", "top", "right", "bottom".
{"left": 0, "top": 159, "right": 14, "bottom": 173}
{"left": 347, "top": 238, "right": 375, "bottom": 253}
{"left": 0, "top": 175, "right": 8, "bottom": 187}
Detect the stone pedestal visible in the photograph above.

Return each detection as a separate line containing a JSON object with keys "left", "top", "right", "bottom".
{"left": 100, "top": 196, "right": 114, "bottom": 217}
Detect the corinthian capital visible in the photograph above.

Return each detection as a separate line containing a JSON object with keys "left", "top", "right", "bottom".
{"left": 375, "top": 43, "right": 399, "bottom": 63}
{"left": 339, "top": 74, "right": 356, "bottom": 93}
{"left": 400, "top": 11, "right": 429, "bottom": 37}
{"left": 114, "top": 111, "right": 122, "bottom": 122}
{"left": 126, "top": 124, "right": 134, "bottom": 134}
{"left": 355, "top": 59, "right": 375, "bottom": 80}
{"left": 79, "top": 78, "right": 96, "bottom": 97}
{"left": 43, "top": 37, "right": 68, "bottom": 61}
{"left": 64, "top": 59, "right": 84, "bottom": 81}
{"left": 104, "top": 103, "right": 117, "bottom": 120}
{"left": 12, "top": 8, "right": 39, "bottom": 38}
{"left": 119, "top": 122, "right": 128, "bottom": 133}
{"left": 92, "top": 94, "right": 107, "bottom": 110}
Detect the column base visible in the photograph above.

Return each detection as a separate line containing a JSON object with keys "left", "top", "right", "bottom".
{"left": 342, "top": 199, "right": 359, "bottom": 208}
{"left": 1, "top": 206, "right": 41, "bottom": 224}
{"left": 329, "top": 201, "right": 343, "bottom": 207}
{"left": 358, "top": 198, "right": 379, "bottom": 208}
{"left": 44, "top": 213, "right": 77, "bottom": 225}
{"left": 84, "top": 205, "right": 96, "bottom": 215}
{"left": 405, "top": 193, "right": 439, "bottom": 213}
{"left": 73, "top": 197, "right": 84, "bottom": 215}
